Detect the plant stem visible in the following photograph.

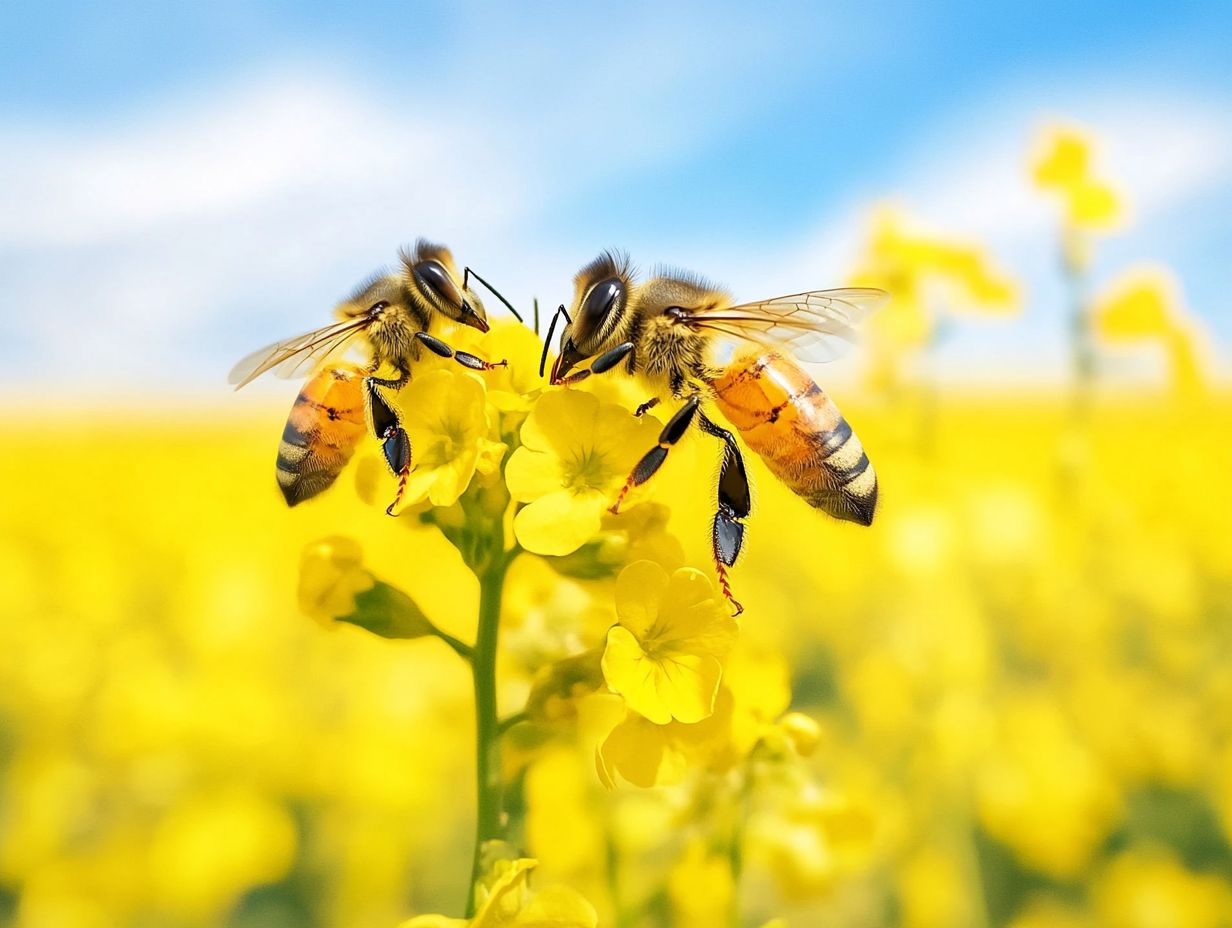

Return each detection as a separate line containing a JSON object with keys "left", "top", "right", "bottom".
{"left": 466, "top": 551, "right": 509, "bottom": 916}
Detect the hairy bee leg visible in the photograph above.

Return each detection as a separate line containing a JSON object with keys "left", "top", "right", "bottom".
{"left": 700, "top": 412, "right": 750, "bottom": 616}
{"left": 413, "top": 332, "right": 507, "bottom": 371}
{"left": 635, "top": 397, "right": 660, "bottom": 417}
{"left": 590, "top": 341, "right": 635, "bottom": 375}
{"left": 609, "top": 396, "right": 700, "bottom": 515}
{"left": 363, "top": 378, "right": 413, "bottom": 515}
{"left": 365, "top": 378, "right": 401, "bottom": 440}
{"left": 382, "top": 426, "right": 412, "bottom": 517}
{"left": 366, "top": 365, "right": 410, "bottom": 393}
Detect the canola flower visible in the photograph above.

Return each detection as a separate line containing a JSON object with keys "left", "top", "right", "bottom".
{"left": 1030, "top": 123, "right": 1127, "bottom": 415}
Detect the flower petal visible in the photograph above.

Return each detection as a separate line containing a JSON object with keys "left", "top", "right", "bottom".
{"left": 613, "top": 561, "right": 670, "bottom": 638}
{"left": 513, "top": 489, "right": 606, "bottom": 556}
{"left": 513, "top": 886, "right": 599, "bottom": 927}
{"left": 505, "top": 447, "right": 565, "bottom": 502}
{"left": 521, "top": 391, "right": 598, "bottom": 455}
{"left": 602, "top": 626, "right": 671, "bottom": 725}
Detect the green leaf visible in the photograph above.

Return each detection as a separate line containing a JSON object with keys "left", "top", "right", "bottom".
{"left": 338, "top": 580, "right": 437, "bottom": 640}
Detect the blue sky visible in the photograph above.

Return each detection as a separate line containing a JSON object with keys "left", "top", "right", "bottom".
{"left": 2, "top": 0, "right": 1229, "bottom": 395}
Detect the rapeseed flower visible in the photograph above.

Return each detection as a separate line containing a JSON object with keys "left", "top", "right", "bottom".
{"left": 1032, "top": 124, "right": 1124, "bottom": 232}
{"left": 601, "top": 562, "right": 737, "bottom": 725}
{"left": 391, "top": 369, "right": 503, "bottom": 510}
{"left": 505, "top": 390, "right": 661, "bottom": 555}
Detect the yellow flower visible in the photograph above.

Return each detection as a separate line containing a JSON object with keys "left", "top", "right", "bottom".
{"left": 399, "top": 858, "right": 597, "bottom": 928}
{"left": 601, "top": 562, "right": 737, "bottom": 724}
{"left": 1094, "top": 267, "right": 1178, "bottom": 340}
{"left": 297, "top": 536, "right": 375, "bottom": 625}
{"left": 1031, "top": 124, "right": 1124, "bottom": 231}
{"left": 393, "top": 369, "right": 504, "bottom": 510}
{"left": 596, "top": 688, "right": 737, "bottom": 788}
{"left": 505, "top": 390, "right": 662, "bottom": 556}
{"left": 549, "top": 502, "right": 686, "bottom": 580}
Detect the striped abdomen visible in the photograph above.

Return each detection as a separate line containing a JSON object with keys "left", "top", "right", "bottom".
{"left": 276, "top": 366, "right": 366, "bottom": 506}
{"left": 710, "top": 351, "right": 877, "bottom": 525}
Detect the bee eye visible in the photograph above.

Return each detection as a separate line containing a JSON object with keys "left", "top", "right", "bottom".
{"left": 413, "top": 260, "right": 463, "bottom": 311}
{"left": 576, "top": 277, "right": 623, "bottom": 343}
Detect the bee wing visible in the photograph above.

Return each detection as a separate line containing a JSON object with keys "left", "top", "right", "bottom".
{"left": 686, "top": 287, "right": 888, "bottom": 363}
{"left": 228, "top": 317, "right": 370, "bottom": 390}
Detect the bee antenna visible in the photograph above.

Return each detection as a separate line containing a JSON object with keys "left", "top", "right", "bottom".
{"left": 533, "top": 298, "right": 540, "bottom": 335}
{"left": 540, "top": 304, "right": 567, "bottom": 378}
{"left": 463, "top": 266, "right": 523, "bottom": 323}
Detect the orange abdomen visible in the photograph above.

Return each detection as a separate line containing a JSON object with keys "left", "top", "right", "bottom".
{"left": 710, "top": 352, "right": 877, "bottom": 525}
{"left": 276, "top": 366, "right": 367, "bottom": 506}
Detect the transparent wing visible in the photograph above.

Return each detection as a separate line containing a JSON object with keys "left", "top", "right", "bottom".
{"left": 687, "top": 287, "right": 888, "bottom": 363}
{"left": 228, "top": 317, "right": 370, "bottom": 389}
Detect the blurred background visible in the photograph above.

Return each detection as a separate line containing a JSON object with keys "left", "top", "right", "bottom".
{"left": 2, "top": 1, "right": 1230, "bottom": 926}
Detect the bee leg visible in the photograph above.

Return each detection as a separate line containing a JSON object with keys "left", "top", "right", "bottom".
{"left": 366, "top": 364, "right": 410, "bottom": 392}
{"left": 635, "top": 397, "right": 660, "bottom": 417}
{"left": 590, "top": 341, "right": 635, "bottom": 375}
{"left": 555, "top": 341, "right": 636, "bottom": 386}
{"left": 365, "top": 378, "right": 401, "bottom": 440}
{"left": 381, "top": 426, "right": 413, "bottom": 517}
{"left": 363, "top": 378, "right": 414, "bottom": 515}
{"left": 414, "top": 332, "right": 507, "bottom": 371}
{"left": 609, "top": 396, "right": 700, "bottom": 514}
{"left": 699, "top": 412, "right": 750, "bottom": 616}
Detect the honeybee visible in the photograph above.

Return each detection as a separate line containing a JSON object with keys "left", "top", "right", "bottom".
{"left": 231, "top": 240, "right": 520, "bottom": 513}
{"left": 543, "top": 252, "right": 887, "bottom": 614}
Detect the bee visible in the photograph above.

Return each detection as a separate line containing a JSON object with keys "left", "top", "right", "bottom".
{"left": 543, "top": 252, "right": 887, "bottom": 614}
{"left": 231, "top": 240, "right": 521, "bottom": 513}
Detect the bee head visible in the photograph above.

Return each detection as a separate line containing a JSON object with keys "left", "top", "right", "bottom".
{"left": 401, "top": 240, "right": 489, "bottom": 333}
{"left": 550, "top": 250, "right": 634, "bottom": 383}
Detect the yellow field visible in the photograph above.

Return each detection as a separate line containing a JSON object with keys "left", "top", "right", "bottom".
{"left": 2, "top": 390, "right": 1231, "bottom": 928}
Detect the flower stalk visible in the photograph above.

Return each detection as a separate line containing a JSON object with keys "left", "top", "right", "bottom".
{"left": 466, "top": 539, "right": 513, "bottom": 915}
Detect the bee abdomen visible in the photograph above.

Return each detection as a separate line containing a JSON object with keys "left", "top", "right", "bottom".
{"left": 710, "top": 351, "right": 877, "bottom": 526}
{"left": 275, "top": 368, "right": 366, "bottom": 507}
{"left": 809, "top": 417, "right": 877, "bottom": 526}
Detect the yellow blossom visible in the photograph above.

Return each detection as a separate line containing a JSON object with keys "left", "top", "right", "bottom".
{"left": 601, "top": 562, "right": 738, "bottom": 724}
{"left": 505, "top": 390, "right": 662, "bottom": 555}
{"left": 1031, "top": 124, "right": 1124, "bottom": 231}
{"left": 400, "top": 858, "right": 597, "bottom": 928}
{"left": 392, "top": 369, "right": 503, "bottom": 511}
{"left": 1094, "top": 267, "right": 1177, "bottom": 340}
{"left": 596, "top": 688, "right": 738, "bottom": 788}
{"left": 297, "top": 536, "right": 375, "bottom": 625}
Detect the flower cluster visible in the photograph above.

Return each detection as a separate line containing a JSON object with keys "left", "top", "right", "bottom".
{"left": 294, "top": 318, "right": 848, "bottom": 924}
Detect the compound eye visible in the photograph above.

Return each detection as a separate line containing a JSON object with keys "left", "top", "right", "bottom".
{"left": 576, "top": 277, "right": 623, "bottom": 344}
{"left": 413, "top": 260, "right": 463, "bottom": 311}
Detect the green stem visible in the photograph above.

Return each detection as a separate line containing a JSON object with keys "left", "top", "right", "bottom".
{"left": 435, "top": 630, "right": 474, "bottom": 661}
{"left": 1062, "top": 229, "right": 1094, "bottom": 424}
{"left": 496, "top": 710, "right": 528, "bottom": 736}
{"left": 466, "top": 551, "right": 509, "bottom": 916}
